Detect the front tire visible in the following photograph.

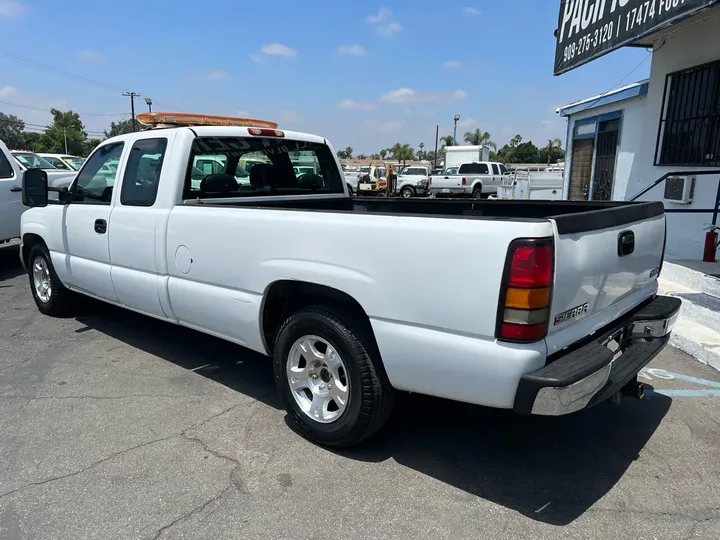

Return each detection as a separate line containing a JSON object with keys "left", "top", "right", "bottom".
{"left": 400, "top": 186, "right": 415, "bottom": 198}
{"left": 273, "top": 307, "right": 395, "bottom": 448}
{"left": 27, "top": 243, "right": 74, "bottom": 316}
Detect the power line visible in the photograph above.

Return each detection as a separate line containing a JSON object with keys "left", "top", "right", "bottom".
{"left": 0, "top": 99, "right": 127, "bottom": 117}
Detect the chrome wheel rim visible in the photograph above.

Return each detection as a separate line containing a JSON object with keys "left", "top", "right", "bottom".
{"left": 402, "top": 188, "right": 412, "bottom": 198}
{"left": 286, "top": 335, "right": 350, "bottom": 424}
{"left": 32, "top": 256, "right": 51, "bottom": 303}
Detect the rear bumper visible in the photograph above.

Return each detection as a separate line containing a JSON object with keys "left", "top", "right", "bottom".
{"left": 513, "top": 295, "right": 681, "bottom": 416}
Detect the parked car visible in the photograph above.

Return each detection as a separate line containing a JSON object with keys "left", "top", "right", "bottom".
{"left": 38, "top": 153, "right": 85, "bottom": 171}
{"left": 0, "top": 141, "right": 75, "bottom": 243}
{"left": 18, "top": 117, "right": 680, "bottom": 449}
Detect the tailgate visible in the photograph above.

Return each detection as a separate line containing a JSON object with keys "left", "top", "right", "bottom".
{"left": 546, "top": 202, "right": 666, "bottom": 353}
{"left": 432, "top": 174, "right": 462, "bottom": 188}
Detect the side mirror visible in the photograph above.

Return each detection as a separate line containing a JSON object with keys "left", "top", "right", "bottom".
{"left": 22, "top": 169, "right": 48, "bottom": 207}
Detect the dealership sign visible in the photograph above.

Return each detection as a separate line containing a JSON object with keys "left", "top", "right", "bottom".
{"left": 554, "top": 0, "right": 720, "bottom": 75}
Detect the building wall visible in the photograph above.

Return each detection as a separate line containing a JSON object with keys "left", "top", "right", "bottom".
{"left": 562, "top": 94, "right": 648, "bottom": 201}
{"left": 628, "top": 11, "right": 720, "bottom": 260}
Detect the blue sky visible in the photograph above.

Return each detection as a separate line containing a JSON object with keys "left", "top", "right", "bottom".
{"left": 0, "top": 0, "right": 651, "bottom": 153}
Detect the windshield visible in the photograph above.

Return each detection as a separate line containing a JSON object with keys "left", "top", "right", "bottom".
{"left": 186, "top": 136, "right": 343, "bottom": 199}
{"left": 62, "top": 156, "right": 85, "bottom": 170}
{"left": 42, "top": 156, "right": 73, "bottom": 170}
{"left": 13, "top": 152, "right": 57, "bottom": 170}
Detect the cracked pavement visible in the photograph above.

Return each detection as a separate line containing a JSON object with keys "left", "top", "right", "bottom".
{"left": 1, "top": 242, "right": 719, "bottom": 539}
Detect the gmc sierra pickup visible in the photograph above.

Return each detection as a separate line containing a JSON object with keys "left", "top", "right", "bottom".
{"left": 19, "top": 114, "right": 680, "bottom": 448}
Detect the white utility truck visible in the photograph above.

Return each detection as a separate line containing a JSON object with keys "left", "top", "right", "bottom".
{"left": 19, "top": 113, "right": 680, "bottom": 448}
{"left": 1, "top": 139, "right": 75, "bottom": 244}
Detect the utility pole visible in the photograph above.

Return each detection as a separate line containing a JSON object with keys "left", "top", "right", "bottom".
{"left": 434, "top": 125, "right": 439, "bottom": 171}
{"left": 63, "top": 128, "right": 68, "bottom": 154}
{"left": 122, "top": 91, "right": 140, "bottom": 131}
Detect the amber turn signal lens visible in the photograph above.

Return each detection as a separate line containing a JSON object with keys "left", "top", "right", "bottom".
{"left": 504, "top": 287, "right": 551, "bottom": 310}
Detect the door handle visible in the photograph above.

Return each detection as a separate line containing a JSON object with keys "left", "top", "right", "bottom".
{"left": 618, "top": 230, "right": 635, "bottom": 256}
{"left": 10, "top": 185, "right": 21, "bottom": 192}
{"left": 94, "top": 219, "right": 107, "bottom": 234}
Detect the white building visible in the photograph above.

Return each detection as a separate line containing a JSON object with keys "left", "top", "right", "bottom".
{"left": 554, "top": 1, "right": 720, "bottom": 260}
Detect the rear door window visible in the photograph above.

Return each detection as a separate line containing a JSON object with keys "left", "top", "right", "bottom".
{"left": 491, "top": 164, "right": 500, "bottom": 175}
{"left": 120, "top": 138, "right": 168, "bottom": 207}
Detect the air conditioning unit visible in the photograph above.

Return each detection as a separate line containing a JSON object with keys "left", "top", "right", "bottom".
{"left": 663, "top": 175, "right": 695, "bottom": 204}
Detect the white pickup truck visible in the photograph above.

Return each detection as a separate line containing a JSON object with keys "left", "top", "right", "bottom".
{"left": 1, "top": 140, "right": 75, "bottom": 244}
{"left": 429, "top": 161, "right": 511, "bottom": 198}
{"left": 18, "top": 117, "right": 680, "bottom": 448}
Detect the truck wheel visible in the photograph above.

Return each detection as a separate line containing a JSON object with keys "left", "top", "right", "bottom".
{"left": 376, "top": 191, "right": 387, "bottom": 197}
{"left": 400, "top": 186, "right": 415, "bottom": 198}
{"left": 273, "top": 307, "right": 395, "bottom": 448}
{"left": 472, "top": 187, "right": 484, "bottom": 199}
{"left": 27, "top": 243, "right": 73, "bottom": 316}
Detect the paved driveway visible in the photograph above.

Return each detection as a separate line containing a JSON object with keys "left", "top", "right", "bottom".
{"left": 1, "top": 242, "right": 719, "bottom": 539}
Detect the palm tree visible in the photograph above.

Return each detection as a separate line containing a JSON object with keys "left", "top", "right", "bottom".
{"left": 380, "top": 149, "right": 387, "bottom": 159}
{"left": 545, "top": 138, "right": 562, "bottom": 165}
{"left": 418, "top": 142, "right": 425, "bottom": 159}
{"left": 440, "top": 135, "right": 454, "bottom": 148}
{"left": 463, "top": 128, "right": 496, "bottom": 150}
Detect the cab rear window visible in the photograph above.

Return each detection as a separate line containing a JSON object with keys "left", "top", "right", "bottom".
{"left": 185, "top": 137, "right": 344, "bottom": 199}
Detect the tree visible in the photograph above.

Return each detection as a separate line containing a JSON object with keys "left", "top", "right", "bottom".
{"left": 84, "top": 138, "right": 101, "bottom": 156}
{"left": 463, "top": 128, "right": 496, "bottom": 150}
{"left": 511, "top": 141, "right": 540, "bottom": 163}
{"left": 21, "top": 131, "right": 44, "bottom": 152}
{"left": 357, "top": 153, "right": 367, "bottom": 160}
{"left": 379, "top": 149, "right": 387, "bottom": 159}
{"left": 418, "top": 142, "right": 425, "bottom": 159}
{"left": 509, "top": 134, "right": 522, "bottom": 148}
{"left": 41, "top": 108, "right": 87, "bottom": 155}
{"left": 0, "top": 112, "right": 26, "bottom": 149}
{"left": 390, "top": 143, "right": 414, "bottom": 166}
{"left": 104, "top": 118, "right": 137, "bottom": 138}
{"left": 440, "top": 135, "right": 454, "bottom": 148}
{"left": 540, "top": 138, "right": 563, "bottom": 165}
{"left": 343, "top": 146, "right": 353, "bottom": 159}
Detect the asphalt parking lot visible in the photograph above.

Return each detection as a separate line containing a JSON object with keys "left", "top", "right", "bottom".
{"left": 1, "top": 242, "right": 719, "bottom": 540}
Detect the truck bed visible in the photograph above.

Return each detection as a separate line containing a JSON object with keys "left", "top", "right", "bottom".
{"left": 201, "top": 197, "right": 664, "bottom": 234}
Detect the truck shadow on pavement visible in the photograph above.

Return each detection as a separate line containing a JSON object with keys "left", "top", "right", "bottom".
{"left": 337, "top": 390, "right": 671, "bottom": 526}
{"left": 74, "top": 300, "right": 670, "bottom": 527}
{"left": 0, "top": 244, "right": 24, "bottom": 284}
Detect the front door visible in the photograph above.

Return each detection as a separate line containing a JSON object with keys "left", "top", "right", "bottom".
{"left": 62, "top": 142, "right": 125, "bottom": 301}
{"left": 568, "top": 138, "right": 594, "bottom": 200}
{"left": 591, "top": 119, "right": 620, "bottom": 201}
{"left": 0, "top": 151, "right": 23, "bottom": 242}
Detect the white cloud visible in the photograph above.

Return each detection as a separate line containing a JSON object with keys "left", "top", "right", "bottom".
{"left": 261, "top": 42, "right": 297, "bottom": 57}
{"left": 337, "top": 99, "right": 376, "bottom": 110}
{"left": 366, "top": 8, "right": 402, "bottom": 37}
{"left": 77, "top": 50, "right": 105, "bottom": 63}
{"left": 0, "top": 85, "right": 19, "bottom": 99}
{"left": 237, "top": 110, "right": 250, "bottom": 116}
{"left": 380, "top": 88, "right": 467, "bottom": 104}
{"left": 462, "top": 7, "right": 481, "bottom": 15}
{"left": 0, "top": 0, "right": 27, "bottom": 18}
{"left": 337, "top": 44, "right": 366, "bottom": 56}
{"left": 206, "top": 69, "right": 231, "bottom": 81}
{"left": 458, "top": 117, "right": 477, "bottom": 128}
{"left": 250, "top": 43, "right": 298, "bottom": 63}
{"left": 443, "top": 60, "right": 461, "bottom": 69}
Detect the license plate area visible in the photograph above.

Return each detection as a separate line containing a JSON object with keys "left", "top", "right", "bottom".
{"left": 601, "top": 325, "right": 631, "bottom": 360}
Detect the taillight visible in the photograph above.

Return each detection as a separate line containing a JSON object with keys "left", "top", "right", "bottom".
{"left": 496, "top": 238, "right": 554, "bottom": 342}
{"left": 428, "top": 177, "right": 432, "bottom": 185}
{"left": 461, "top": 177, "right": 467, "bottom": 185}
{"left": 248, "top": 128, "right": 285, "bottom": 137}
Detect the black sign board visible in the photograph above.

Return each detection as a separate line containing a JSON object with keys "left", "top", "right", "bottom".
{"left": 554, "top": 0, "right": 720, "bottom": 75}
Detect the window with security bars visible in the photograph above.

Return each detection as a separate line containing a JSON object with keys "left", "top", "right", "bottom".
{"left": 655, "top": 59, "right": 720, "bottom": 167}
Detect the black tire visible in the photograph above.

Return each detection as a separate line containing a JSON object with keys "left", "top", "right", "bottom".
{"left": 27, "top": 243, "right": 74, "bottom": 316}
{"left": 376, "top": 191, "right": 387, "bottom": 197}
{"left": 273, "top": 307, "right": 395, "bottom": 448}
{"left": 400, "top": 186, "right": 415, "bottom": 198}
{"left": 472, "top": 186, "right": 484, "bottom": 199}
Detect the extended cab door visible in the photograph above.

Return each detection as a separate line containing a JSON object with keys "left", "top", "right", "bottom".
{"left": 108, "top": 136, "right": 172, "bottom": 319}
{"left": 61, "top": 142, "right": 125, "bottom": 301}
{"left": 0, "top": 147, "right": 23, "bottom": 242}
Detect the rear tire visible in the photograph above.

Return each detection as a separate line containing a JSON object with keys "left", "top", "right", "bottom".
{"left": 472, "top": 186, "right": 483, "bottom": 199}
{"left": 273, "top": 307, "right": 395, "bottom": 448}
{"left": 27, "top": 243, "right": 74, "bottom": 316}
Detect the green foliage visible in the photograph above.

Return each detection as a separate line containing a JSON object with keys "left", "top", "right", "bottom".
{"left": 463, "top": 128, "right": 496, "bottom": 150}
{"left": 0, "top": 112, "right": 26, "bottom": 149}
{"left": 41, "top": 108, "right": 87, "bottom": 155}
{"left": 104, "top": 119, "right": 137, "bottom": 138}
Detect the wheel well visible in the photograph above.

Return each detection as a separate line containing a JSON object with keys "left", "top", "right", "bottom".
{"left": 261, "top": 280, "right": 374, "bottom": 354}
{"left": 472, "top": 182, "right": 483, "bottom": 192}
{"left": 21, "top": 233, "right": 46, "bottom": 268}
